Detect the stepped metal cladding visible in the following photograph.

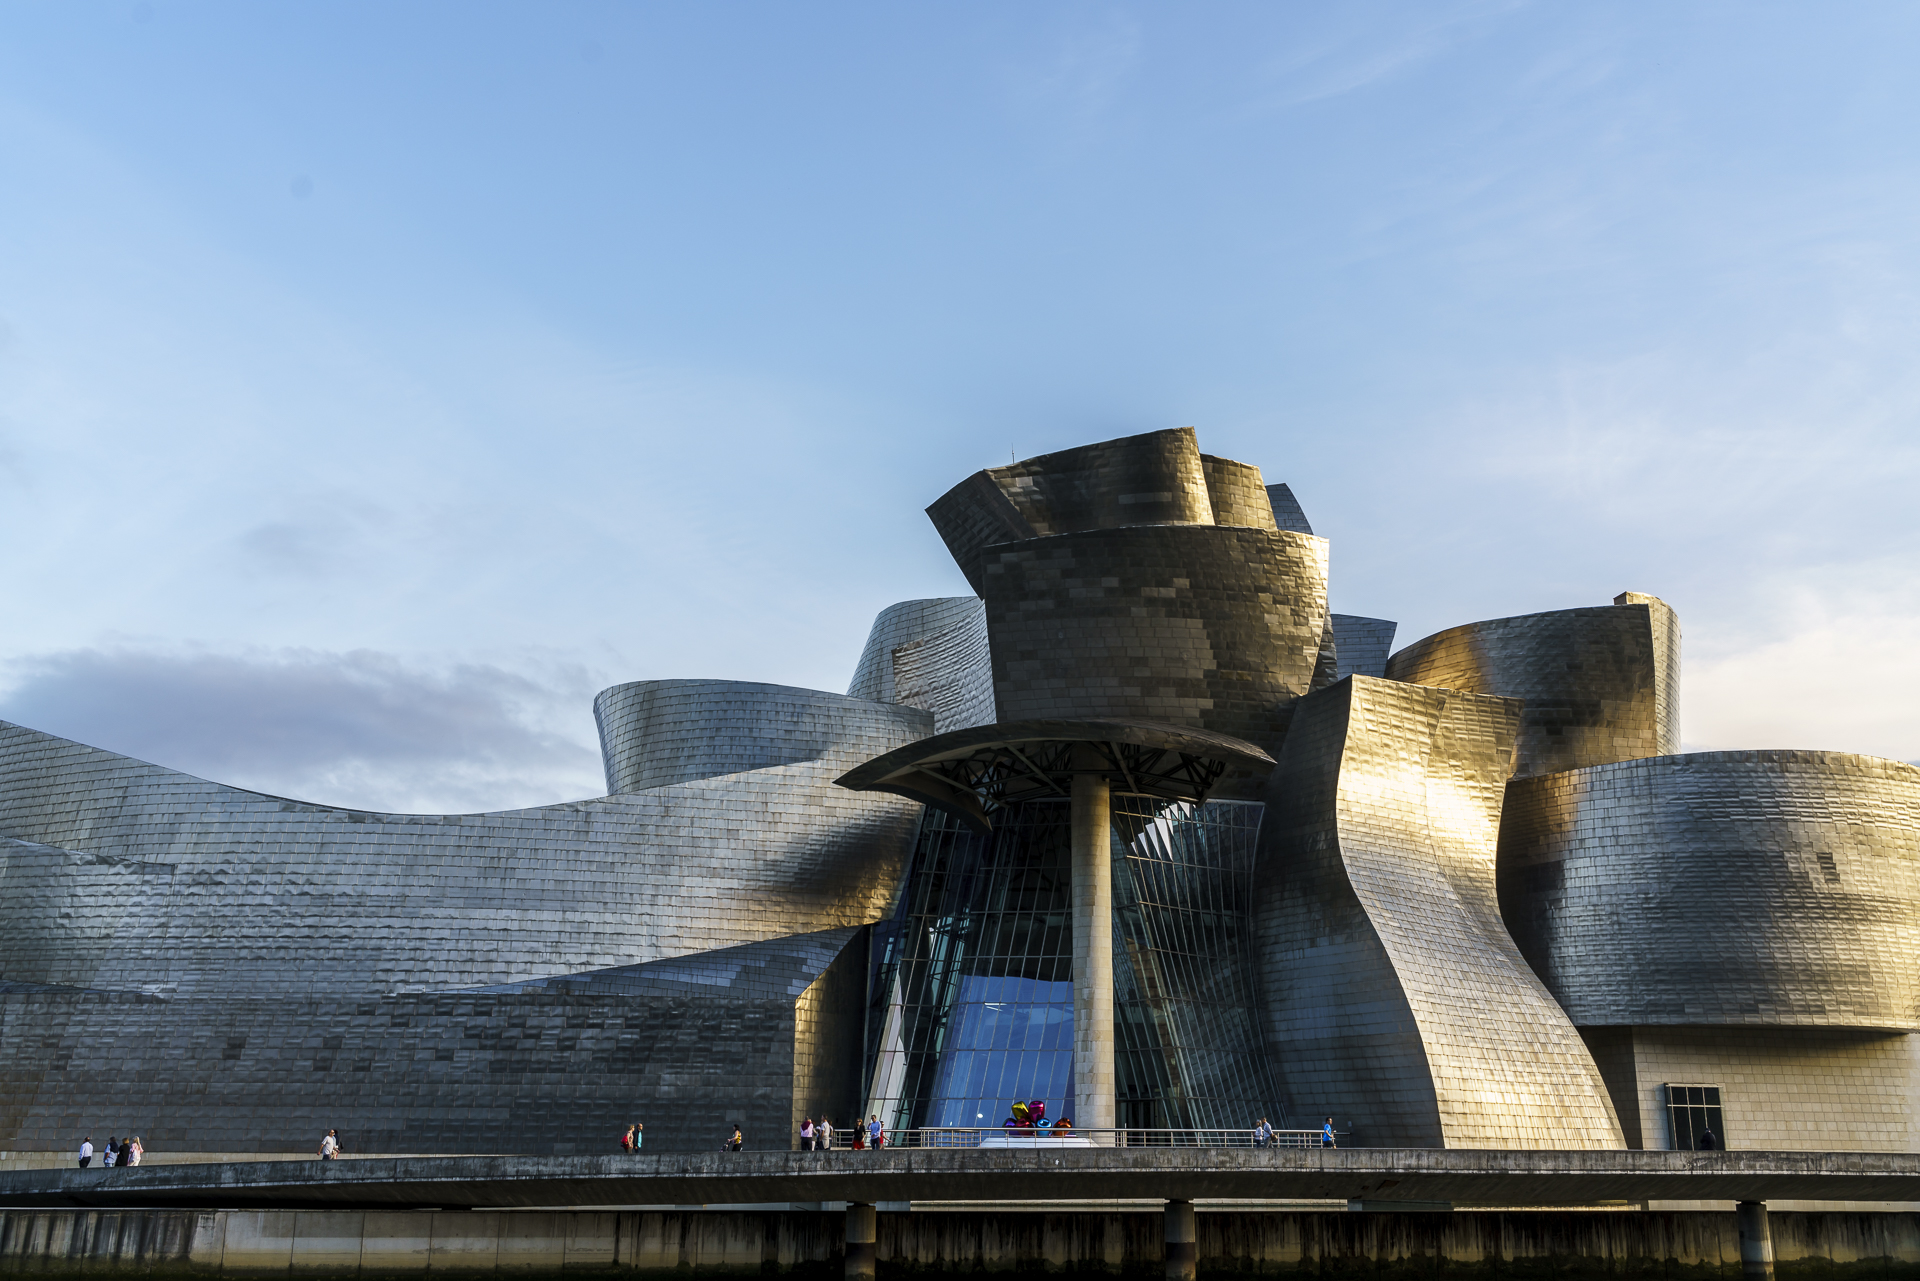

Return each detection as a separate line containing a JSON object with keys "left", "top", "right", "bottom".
{"left": 2, "top": 427, "right": 1917, "bottom": 1158}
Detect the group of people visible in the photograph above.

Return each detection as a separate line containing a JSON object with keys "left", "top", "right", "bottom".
{"left": 619, "top": 1123, "right": 645, "bottom": 1152}
{"left": 1250, "top": 1117, "right": 1340, "bottom": 1149}
{"left": 75, "top": 1135, "right": 143, "bottom": 1167}
{"left": 319, "top": 1129, "right": 343, "bottom": 1159}
{"left": 797, "top": 1115, "right": 885, "bottom": 1149}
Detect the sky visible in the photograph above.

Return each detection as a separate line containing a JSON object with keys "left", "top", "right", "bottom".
{"left": 2, "top": 2, "right": 1917, "bottom": 813}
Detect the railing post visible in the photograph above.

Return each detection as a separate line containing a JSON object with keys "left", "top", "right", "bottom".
{"left": 1737, "top": 1201, "right": 1774, "bottom": 1281}
{"left": 846, "top": 1202, "right": 877, "bottom": 1281}
{"left": 1164, "top": 1199, "right": 1197, "bottom": 1281}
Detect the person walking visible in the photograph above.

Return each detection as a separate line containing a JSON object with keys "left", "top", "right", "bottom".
{"left": 867, "top": 1115, "right": 884, "bottom": 1151}
{"left": 800, "top": 1117, "right": 815, "bottom": 1151}
{"left": 77, "top": 1137, "right": 93, "bottom": 1168}
{"left": 1253, "top": 1118, "right": 1273, "bottom": 1150}
{"left": 818, "top": 1117, "right": 834, "bottom": 1151}
{"left": 1321, "top": 1118, "right": 1337, "bottom": 1149}
{"left": 726, "top": 1126, "right": 744, "bottom": 1152}
{"left": 621, "top": 1125, "right": 635, "bottom": 1153}
{"left": 632, "top": 1122, "right": 643, "bottom": 1152}
{"left": 103, "top": 1137, "right": 118, "bottom": 1168}
{"left": 319, "top": 1129, "right": 339, "bottom": 1160}
{"left": 127, "top": 1137, "right": 144, "bottom": 1166}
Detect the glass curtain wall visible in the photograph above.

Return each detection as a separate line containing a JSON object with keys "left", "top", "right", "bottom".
{"left": 1111, "top": 797, "right": 1277, "bottom": 1128}
{"left": 864, "top": 797, "right": 1278, "bottom": 1133}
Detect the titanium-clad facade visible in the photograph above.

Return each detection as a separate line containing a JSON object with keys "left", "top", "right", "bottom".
{"left": 1385, "top": 593, "right": 1680, "bottom": 778}
{"left": 1497, "top": 750, "right": 1920, "bottom": 1152}
{"left": 1254, "top": 675, "right": 1624, "bottom": 1148}
{"left": 1499, "top": 751, "right": 1920, "bottom": 1030}
{"left": 0, "top": 682, "right": 928, "bottom": 1154}
{"left": 3, "top": 424, "right": 1915, "bottom": 1157}
{"left": 846, "top": 598, "right": 995, "bottom": 734}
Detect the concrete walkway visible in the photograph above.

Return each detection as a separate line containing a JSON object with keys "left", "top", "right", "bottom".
{"left": 3, "top": 1149, "right": 1919, "bottom": 1211}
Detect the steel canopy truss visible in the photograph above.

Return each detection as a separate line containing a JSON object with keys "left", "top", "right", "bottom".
{"left": 836, "top": 718, "right": 1275, "bottom": 834}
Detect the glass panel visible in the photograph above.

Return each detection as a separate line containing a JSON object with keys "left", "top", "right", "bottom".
{"left": 866, "top": 797, "right": 1282, "bottom": 1135}
{"left": 1111, "top": 797, "right": 1279, "bottom": 1129}
{"left": 1664, "top": 1083, "right": 1727, "bottom": 1150}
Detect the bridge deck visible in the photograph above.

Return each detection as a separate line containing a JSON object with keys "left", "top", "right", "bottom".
{"left": 3, "top": 1149, "right": 1919, "bottom": 1210}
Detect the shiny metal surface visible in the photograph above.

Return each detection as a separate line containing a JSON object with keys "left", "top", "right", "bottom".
{"left": 846, "top": 597, "right": 995, "bottom": 734}
{"left": 979, "top": 524, "right": 1328, "bottom": 754}
{"left": 1499, "top": 750, "right": 1920, "bottom": 1030}
{"left": 0, "top": 681, "right": 929, "bottom": 1154}
{"left": 1255, "top": 675, "right": 1624, "bottom": 1149}
{"left": 1384, "top": 594, "right": 1680, "bottom": 778}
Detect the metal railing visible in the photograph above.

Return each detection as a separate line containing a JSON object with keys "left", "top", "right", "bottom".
{"left": 841, "top": 1127, "right": 1342, "bottom": 1150}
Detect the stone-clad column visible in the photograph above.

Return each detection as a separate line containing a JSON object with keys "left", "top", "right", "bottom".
{"left": 845, "top": 1203, "right": 877, "bottom": 1281}
{"left": 1164, "top": 1199, "right": 1197, "bottom": 1281}
{"left": 1737, "top": 1201, "right": 1774, "bottom": 1281}
{"left": 1071, "top": 772, "right": 1116, "bottom": 1134}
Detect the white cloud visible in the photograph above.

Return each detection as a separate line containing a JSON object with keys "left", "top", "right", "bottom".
{"left": 0, "top": 647, "right": 607, "bottom": 814}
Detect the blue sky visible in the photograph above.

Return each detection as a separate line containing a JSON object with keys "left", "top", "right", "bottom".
{"left": 2, "top": 2, "right": 1917, "bottom": 811}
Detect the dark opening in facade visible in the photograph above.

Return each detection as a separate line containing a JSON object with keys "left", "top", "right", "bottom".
{"left": 1665, "top": 1083, "right": 1726, "bottom": 1149}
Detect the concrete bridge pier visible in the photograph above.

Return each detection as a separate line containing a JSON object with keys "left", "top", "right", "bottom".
{"left": 845, "top": 1202, "right": 876, "bottom": 1281}
{"left": 1738, "top": 1201, "right": 1774, "bottom": 1281}
{"left": 1164, "top": 1199, "right": 1197, "bottom": 1281}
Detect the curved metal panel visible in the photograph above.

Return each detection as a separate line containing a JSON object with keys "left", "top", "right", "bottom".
{"left": 1331, "top": 615, "right": 1398, "bottom": 681}
{"left": 1384, "top": 595, "right": 1680, "bottom": 778}
{"left": 1263, "top": 482, "right": 1313, "bottom": 536}
{"left": 1499, "top": 750, "right": 1920, "bottom": 1030}
{"left": 1199, "top": 455, "right": 1278, "bottom": 531}
{"left": 595, "top": 679, "right": 927, "bottom": 794}
{"left": 979, "top": 524, "right": 1330, "bottom": 757}
{"left": 846, "top": 597, "right": 995, "bottom": 734}
{"left": 926, "top": 428, "right": 1215, "bottom": 592}
{"left": 1256, "top": 675, "right": 1625, "bottom": 1149}
{"left": 0, "top": 693, "right": 931, "bottom": 1154}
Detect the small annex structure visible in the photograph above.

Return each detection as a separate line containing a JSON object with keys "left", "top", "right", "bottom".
{"left": 2, "top": 427, "right": 1917, "bottom": 1156}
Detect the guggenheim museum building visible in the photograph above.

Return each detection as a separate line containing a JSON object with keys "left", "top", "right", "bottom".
{"left": 2, "top": 428, "right": 1916, "bottom": 1156}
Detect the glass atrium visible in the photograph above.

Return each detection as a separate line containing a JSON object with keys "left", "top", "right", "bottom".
{"left": 863, "top": 797, "right": 1278, "bottom": 1133}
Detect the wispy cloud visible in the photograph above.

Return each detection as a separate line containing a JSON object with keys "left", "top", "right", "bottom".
{"left": 0, "top": 648, "right": 606, "bottom": 814}
{"left": 1002, "top": 12, "right": 1143, "bottom": 133}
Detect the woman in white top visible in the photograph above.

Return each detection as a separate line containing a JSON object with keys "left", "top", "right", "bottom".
{"left": 127, "top": 1137, "right": 143, "bottom": 1166}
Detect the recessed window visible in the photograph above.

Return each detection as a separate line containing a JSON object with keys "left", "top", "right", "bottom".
{"left": 1664, "top": 1084, "right": 1726, "bottom": 1150}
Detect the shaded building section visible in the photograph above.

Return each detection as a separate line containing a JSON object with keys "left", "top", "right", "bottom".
{"left": 1264, "top": 483, "right": 1313, "bottom": 535}
{"left": 1499, "top": 749, "right": 1920, "bottom": 1150}
{"left": 1385, "top": 593, "right": 1680, "bottom": 778}
{"left": 1330, "top": 614, "right": 1397, "bottom": 681}
{"left": 1254, "top": 675, "right": 1624, "bottom": 1149}
{"left": 978, "top": 524, "right": 1328, "bottom": 749}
